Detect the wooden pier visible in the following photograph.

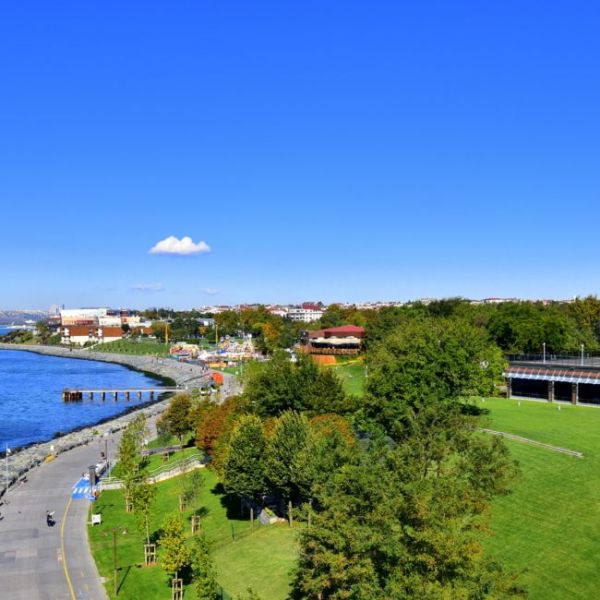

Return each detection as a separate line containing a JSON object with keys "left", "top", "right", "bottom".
{"left": 62, "top": 387, "right": 180, "bottom": 402}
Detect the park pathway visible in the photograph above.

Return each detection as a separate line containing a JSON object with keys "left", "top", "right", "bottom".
{"left": 482, "top": 428, "right": 584, "bottom": 458}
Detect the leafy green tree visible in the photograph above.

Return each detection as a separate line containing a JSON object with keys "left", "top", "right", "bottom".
{"left": 181, "top": 470, "right": 203, "bottom": 510}
{"left": 222, "top": 415, "right": 267, "bottom": 504}
{"left": 160, "top": 516, "right": 190, "bottom": 582}
{"left": 301, "top": 415, "right": 357, "bottom": 495}
{"left": 117, "top": 417, "right": 147, "bottom": 511}
{"left": 364, "top": 317, "right": 504, "bottom": 439}
{"left": 266, "top": 411, "right": 312, "bottom": 504}
{"left": 193, "top": 535, "right": 220, "bottom": 600}
{"left": 486, "top": 301, "right": 594, "bottom": 354}
{"left": 292, "top": 429, "right": 523, "bottom": 599}
{"left": 243, "top": 352, "right": 347, "bottom": 417}
{"left": 159, "top": 393, "right": 192, "bottom": 444}
{"left": 35, "top": 320, "right": 51, "bottom": 343}
{"left": 131, "top": 479, "right": 156, "bottom": 544}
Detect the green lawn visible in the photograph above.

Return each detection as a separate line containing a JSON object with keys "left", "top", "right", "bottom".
{"left": 213, "top": 525, "right": 298, "bottom": 599}
{"left": 329, "top": 361, "right": 366, "bottom": 396}
{"left": 477, "top": 397, "right": 600, "bottom": 599}
{"left": 109, "top": 447, "right": 201, "bottom": 479}
{"left": 92, "top": 339, "right": 170, "bottom": 356}
{"left": 89, "top": 468, "right": 297, "bottom": 599}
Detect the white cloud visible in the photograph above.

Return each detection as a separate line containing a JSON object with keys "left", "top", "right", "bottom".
{"left": 203, "top": 287, "right": 220, "bottom": 295}
{"left": 149, "top": 235, "right": 211, "bottom": 256}
{"left": 130, "top": 282, "right": 165, "bottom": 292}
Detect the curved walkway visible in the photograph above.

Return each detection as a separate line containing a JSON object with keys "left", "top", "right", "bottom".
{"left": 481, "top": 428, "right": 584, "bottom": 458}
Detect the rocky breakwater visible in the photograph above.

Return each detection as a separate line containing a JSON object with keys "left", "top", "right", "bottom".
{"left": 0, "top": 344, "right": 238, "bottom": 497}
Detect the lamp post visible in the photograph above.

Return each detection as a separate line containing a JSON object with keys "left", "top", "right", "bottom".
{"left": 581, "top": 344, "right": 585, "bottom": 366}
{"left": 543, "top": 342, "right": 546, "bottom": 364}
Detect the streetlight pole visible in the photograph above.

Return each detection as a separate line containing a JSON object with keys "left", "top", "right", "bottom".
{"left": 543, "top": 342, "right": 546, "bottom": 364}
{"left": 4, "top": 443, "right": 9, "bottom": 493}
{"left": 581, "top": 344, "right": 585, "bottom": 366}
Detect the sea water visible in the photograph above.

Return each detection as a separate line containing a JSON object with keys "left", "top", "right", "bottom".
{"left": 0, "top": 349, "right": 163, "bottom": 449}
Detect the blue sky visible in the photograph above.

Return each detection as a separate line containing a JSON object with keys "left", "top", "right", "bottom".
{"left": 1, "top": 1, "right": 599, "bottom": 309}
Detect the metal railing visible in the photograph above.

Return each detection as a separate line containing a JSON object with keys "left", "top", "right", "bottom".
{"left": 100, "top": 451, "right": 206, "bottom": 489}
{"left": 508, "top": 353, "right": 600, "bottom": 368}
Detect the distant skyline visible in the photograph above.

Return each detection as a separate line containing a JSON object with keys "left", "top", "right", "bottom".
{"left": 2, "top": 2, "right": 599, "bottom": 309}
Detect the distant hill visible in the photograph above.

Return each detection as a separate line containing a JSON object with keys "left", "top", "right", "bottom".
{"left": 0, "top": 310, "right": 48, "bottom": 325}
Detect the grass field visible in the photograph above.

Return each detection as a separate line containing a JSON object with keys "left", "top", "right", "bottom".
{"left": 92, "top": 339, "right": 170, "bottom": 356}
{"left": 329, "top": 360, "right": 366, "bottom": 396}
{"left": 477, "top": 397, "right": 600, "bottom": 599}
{"left": 89, "top": 467, "right": 297, "bottom": 599}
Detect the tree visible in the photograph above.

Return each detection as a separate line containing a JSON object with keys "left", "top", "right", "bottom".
{"left": 195, "top": 396, "right": 247, "bottom": 473}
{"left": 161, "top": 516, "right": 190, "bottom": 582}
{"left": 266, "top": 411, "right": 312, "bottom": 505}
{"left": 193, "top": 534, "right": 220, "bottom": 600}
{"left": 35, "top": 320, "right": 51, "bottom": 343}
{"left": 131, "top": 479, "right": 156, "bottom": 545}
{"left": 293, "top": 314, "right": 524, "bottom": 598}
{"left": 117, "top": 416, "right": 147, "bottom": 511}
{"left": 364, "top": 317, "right": 504, "bottom": 439}
{"left": 223, "top": 415, "right": 267, "bottom": 505}
{"left": 159, "top": 394, "right": 193, "bottom": 444}
{"left": 180, "top": 470, "right": 203, "bottom": 511}
{"left": 292, "top": 431, "right": 523, "bottom": 599}
{"left": 242, "top": 352, "right": 348, "bottom": 417}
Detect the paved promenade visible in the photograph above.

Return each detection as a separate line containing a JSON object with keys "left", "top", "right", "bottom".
{"left": 0, "top": 344, "right": 239, "bottom": 599}
{"left": 0, "top": 435, "right": 114, "bottom": 599}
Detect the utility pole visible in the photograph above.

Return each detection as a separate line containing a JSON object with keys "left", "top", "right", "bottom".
{"left": 113, "top": 529, "right": 118, "bottom": 596}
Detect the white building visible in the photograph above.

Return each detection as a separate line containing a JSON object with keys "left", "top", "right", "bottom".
{"left": 287, "top": 308, "right": 324, "bottom": 323}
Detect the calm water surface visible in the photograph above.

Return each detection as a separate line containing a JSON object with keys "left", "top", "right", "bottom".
{"left": 0, "top": 349, "right": 163, "bottom": 449}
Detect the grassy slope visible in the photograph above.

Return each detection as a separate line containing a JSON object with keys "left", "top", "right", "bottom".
{"left": 89, "top": 468, "right": 296, "bottom": 599}
{"left": 479, "top": 398, "right": 600, "bottom": 599}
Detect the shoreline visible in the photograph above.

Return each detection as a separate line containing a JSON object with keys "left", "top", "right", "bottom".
{"left": 0, "top": 343, "right": 217, "bottom": 495}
